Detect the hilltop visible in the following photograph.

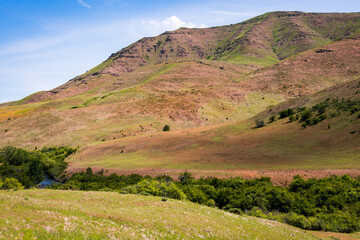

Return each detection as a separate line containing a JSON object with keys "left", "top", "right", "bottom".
{"left": 15, "top": 11, "right": 360, "bottom": 103}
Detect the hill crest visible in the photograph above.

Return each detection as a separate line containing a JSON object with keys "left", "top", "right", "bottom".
{"left": 12, "top": 11, "right": 360, "bottom": 104}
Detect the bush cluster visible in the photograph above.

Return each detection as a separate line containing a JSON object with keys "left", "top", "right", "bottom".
{"left": 0, "top": 146, "right": 77, "bottom": 187}
{"left": 121, "top": 179, "right": 186, "bottom": 200}
{"left": 279, "top": 108, "right": 295, "bottom": 119}
{"left": 0, "top": 177, "right": 23, "bottom": 190}
{"left": 50, "top": 169, "right": 360, "bottom": 233}
{"left": 2, "top": 146, "right": 359, "bottom": 233}
{"left": 268, "top": 97, "right": 360, "bottom": 128}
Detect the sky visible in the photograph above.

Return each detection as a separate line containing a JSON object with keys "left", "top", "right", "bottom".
{"left": 0, "top": 0, "right": 359, "bottom": 103}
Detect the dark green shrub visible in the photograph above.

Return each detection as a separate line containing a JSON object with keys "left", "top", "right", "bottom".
{"left": 162, "top": 125, "right": 170, "bottom": 131}
{"left": 228, "top": 208, "right": 243, "bottom": 215}
{"left": 279, "top": 108, "right": 294, "bottom": 119}
{"left": 205, "top": 199, "right": 216, "bottom": 207}
{"left": 185, "top": 187, "right": 208, "bottom": 204}
{"left": 279, "top": 110, "right": 287, "bottom": 119}
{"left": 284, "top": 212, "right": 310, "bottom": 229}
{"left": 178, "top": 170, "right": 194, "bottom": 185}
{"left": 122, "top": 179, "right": 186, "bottom": 200}
{"left": 0, "top": 177, "right": 23, "bottom": 190}
{"left": 255, "top": 119, "right": 265, "bottom": 128}
{"left": 318, "top": 114, "right": 327, "bottom": 121}
{"left": 350, "top": 106, "right": 359, "bottom": 114}
{"left": 301, "top": 110, "right": 312, "bottom": 122}
{"left": 305, "top": 119, "right": 312, "bottom": 126}
{"left": 269, "top": 115, "right": 276, "bottom": 123}
{"left": 311, "top": 117, "right": 320, "bottom": 125}
{"left": 288, "top": 115, "right": 295, "bottom": 122}
{"left": 313, "top": 103, "right": 327, "bottom": 115}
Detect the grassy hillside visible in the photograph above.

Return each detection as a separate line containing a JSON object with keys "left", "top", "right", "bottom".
{"left": 11, "top": 11, "right": 360, "bottom": 103}
{"left": 64, "top": 78, "right": 360, "bottom": 181}
{"left": 0, "top": 12, "right": 359, "bottom": 180}
{"left": 244, "top": 39, "right": 360, "bottom": 98}
{"left": 0, "top": 189, "right": 358, "bottom": 239}
{"left": 1, "top": 37, "right": 360, "bottom": 149}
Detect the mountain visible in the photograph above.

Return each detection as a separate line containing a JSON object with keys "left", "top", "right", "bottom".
{"left": 13, "top": 11, "right": 360, "bottom": 103}
{"left": 1, "top": 11, "right": 360, "bottom": 179}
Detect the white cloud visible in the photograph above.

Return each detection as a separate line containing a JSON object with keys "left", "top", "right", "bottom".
{"left": 142, "top": 16, "right": 207, "bottom": 31}
{"left": 78, "top": 0, "right": 92, "bottom": 8}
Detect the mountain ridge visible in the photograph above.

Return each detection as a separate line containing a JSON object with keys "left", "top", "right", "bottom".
{"left": 12, "top": 11, "right": 360, "bottom": 105}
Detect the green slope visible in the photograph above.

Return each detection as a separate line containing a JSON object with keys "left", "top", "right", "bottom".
{"left": 0, "top": 189, "right": 358, "bottom": 239}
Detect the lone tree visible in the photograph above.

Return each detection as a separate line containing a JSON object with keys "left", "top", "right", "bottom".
{"left": 163, "top": 125, "right": 170, "bottom": 131}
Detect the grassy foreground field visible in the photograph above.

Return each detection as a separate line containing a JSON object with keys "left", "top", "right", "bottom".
{"left": 0, "top": 189, "right": 359, "bottom": 240}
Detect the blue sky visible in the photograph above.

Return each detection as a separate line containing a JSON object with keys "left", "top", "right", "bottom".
{"left": 0, "top": 0, "right": 359, "bottom": 103}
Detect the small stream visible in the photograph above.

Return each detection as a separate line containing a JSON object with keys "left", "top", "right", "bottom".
{"left": 38, "top": 176, "right": 61, "bottom": 188}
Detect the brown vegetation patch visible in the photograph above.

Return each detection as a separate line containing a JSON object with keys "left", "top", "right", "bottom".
{"left": 66, "top": 167, "right": 360, "bottom": 186}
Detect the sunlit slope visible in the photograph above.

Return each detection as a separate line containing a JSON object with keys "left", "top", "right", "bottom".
{"left": 68, "top": 79, "right": 360, "bottom": 173}
{"left": 1, "top": 12, "right": 360, "bottom": 158}
{"left": 2, "top": 38, "right": 360, "bottom": 149}
{"left": 244, "top": 39, "right": 360, "bottom": 98}
{"left": 12, "top": 11, "right": 360, "bottom": 103}
{"left": 0, "top": 189, "right": 358, "bottom": 239}
{"left": 0, "top": 60, "right": 282, "bottom": 148}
